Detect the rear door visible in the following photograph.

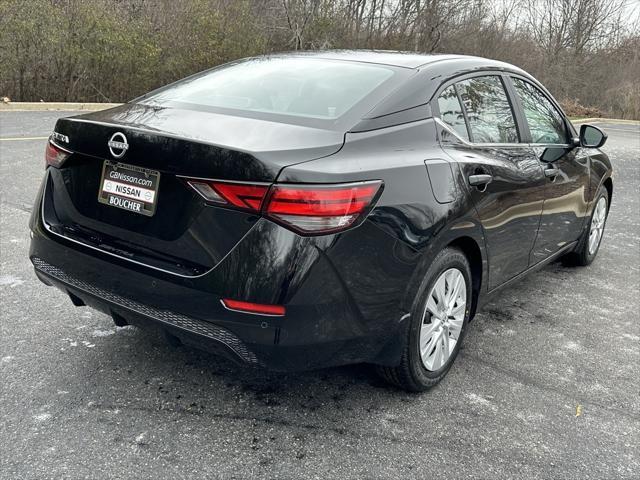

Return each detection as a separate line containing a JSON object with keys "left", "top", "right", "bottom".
{"left": 434, "top": 74, "right": 546, "bottom": 290}
{"left": 508, "top": 76, "right": 591, "bottom": 263}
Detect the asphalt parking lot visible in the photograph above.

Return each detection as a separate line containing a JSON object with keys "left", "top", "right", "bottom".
{"left": 1, "top": 111, "right": 639, "bottom": 479}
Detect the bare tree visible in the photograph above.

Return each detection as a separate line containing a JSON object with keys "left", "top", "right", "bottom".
{"left": 1, "top": 0, "right": 638, "bottom": 118}
{"left": 525, "top": 0, "right": 626, "bottom": 57}
{"left": 282, "top": 0, "right": 321, "bottom": 49}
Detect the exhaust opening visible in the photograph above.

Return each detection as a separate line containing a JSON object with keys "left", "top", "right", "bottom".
{"left": 67, "top": 291, "right": 86, "bottom": 307}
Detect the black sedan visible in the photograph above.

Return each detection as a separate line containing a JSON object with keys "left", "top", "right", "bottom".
{"left": 29, "top": 51, "right": 612, "bottom": 391}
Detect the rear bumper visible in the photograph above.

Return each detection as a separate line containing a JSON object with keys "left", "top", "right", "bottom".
{"left": 31, "top": 253, "right": 403, "bottom": 370}
{"left": 29, "top": 197, "right": 412, "bottom": 370}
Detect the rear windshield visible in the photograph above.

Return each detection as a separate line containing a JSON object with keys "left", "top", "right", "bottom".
{"left": 139, "top": 57, "right": 398, "bottom": 123}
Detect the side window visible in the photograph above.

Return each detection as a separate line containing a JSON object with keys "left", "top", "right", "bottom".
{"left": 512, "top": 78, "right": 568, "bottom": 144}
{"left": 437, "top": 85, "right": 469, "bottom": 140}
{"left": 456, "top": 76, "right": 519, "bottom": 143}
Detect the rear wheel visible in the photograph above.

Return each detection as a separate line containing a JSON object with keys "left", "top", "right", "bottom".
{"left": 378, "top": 247, "right": 472, "bottom": 392}
{"left": 563, "top": 186, "right": 609, "bottom": 266}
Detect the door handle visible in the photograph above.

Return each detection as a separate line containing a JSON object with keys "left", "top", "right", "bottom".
{"left": 468, "top": 174, "right": 493, "bottom": 186}
{"left": 544, "top": 167, "right": 559, "bottom": 179}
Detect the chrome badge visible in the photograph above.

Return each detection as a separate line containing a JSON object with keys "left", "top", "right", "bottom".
{"left": 108, "top": 132, "right": 128, "bottom": 159}
{"left": 51, "top": 131, "right": 69, "bottom": 144}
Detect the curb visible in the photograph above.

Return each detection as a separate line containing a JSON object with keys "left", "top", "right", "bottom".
{"left": 0, "top": 102, "right": 122, "bottom": 111}
{"left": 571, "top": 117, "right": 639, "bottom": 126}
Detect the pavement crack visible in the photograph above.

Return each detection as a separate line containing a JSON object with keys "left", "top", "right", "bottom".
{"left": 2, "top": 201, "right": 33, "bottom": 213}
{"left": 465, "top": 352, "right": 640, "bottom": 421}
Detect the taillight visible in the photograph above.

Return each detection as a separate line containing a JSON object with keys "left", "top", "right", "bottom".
{"left": 185, "top": 180, "right": 269, "bottom": 213}
{"left": 45, "top": 140, "right": 71, "bottom": 168}
{"left": 265, "top": 181, "right": 383, "bottom": 234}
{"left": 221, "top": 299, "right": 285, "bottom": 316}
{"left": 183, "top": 178, "right": 383, "bottom": 235}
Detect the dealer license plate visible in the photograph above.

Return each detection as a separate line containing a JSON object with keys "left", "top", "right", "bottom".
{"left": 97, "top": 161, "right": 160, "bottom": 217}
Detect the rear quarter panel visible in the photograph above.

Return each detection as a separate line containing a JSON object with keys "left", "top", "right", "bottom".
{"left": 279, "top": 118, "right": 488, "bottom": 327}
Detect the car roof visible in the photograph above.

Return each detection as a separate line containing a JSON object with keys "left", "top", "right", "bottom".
{"left": 270, "top": 49, "right": 516, "bottom": 71}
{"left": 242, "top": 50, "right": 535, "bottom": 132}
{"left": 281, "top": 50, "right": 535, "bottom": 133}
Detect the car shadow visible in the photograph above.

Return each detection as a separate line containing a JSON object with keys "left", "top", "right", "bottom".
{"left": 70, "top": 320, "right": 426, "bottom": 430}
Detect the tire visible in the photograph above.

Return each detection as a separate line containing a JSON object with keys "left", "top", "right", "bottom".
{"left": 563, "top": 186, "right": 609, "bottom": 267}
{"left": 378, "top": 247, "right": 472, "bottom": 392}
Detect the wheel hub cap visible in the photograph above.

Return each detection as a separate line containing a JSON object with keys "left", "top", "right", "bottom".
{"left": 419, "top": 268, "right": 467, "bottom": 371}
{"left": 588, "top": 197, "right": 607, "bottom": 255}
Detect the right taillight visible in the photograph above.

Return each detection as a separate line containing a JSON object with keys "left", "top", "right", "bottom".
{"left": 184, "top": 178, "right": 383, "bottom": 235}
{"left": 45, "top": 140, "right": 71, "bottom": 168}
{"left": 264, "top": 181, "right": 383, "bottom": 234}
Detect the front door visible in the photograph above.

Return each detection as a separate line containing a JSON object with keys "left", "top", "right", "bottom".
{"left": 508, "top": 77, "right": 591, "bottom": 263}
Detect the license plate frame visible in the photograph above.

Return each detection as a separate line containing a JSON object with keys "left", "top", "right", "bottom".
{"left": 97, "top": 160, "right": 160, "bottom": 217}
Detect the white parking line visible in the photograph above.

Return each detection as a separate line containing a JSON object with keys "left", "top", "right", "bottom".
{"left": 0, "top": 136, "right": 49, "bottom": 141}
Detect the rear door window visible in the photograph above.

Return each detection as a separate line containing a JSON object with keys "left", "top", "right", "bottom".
{"left": 455, "top": 76, "right": 519, "bottom": 143}
{"left": 512, "top": 78, "right": 568, "bottom": 144}
{"left": 437, "top": 85, "right": 469, "bottom": 140}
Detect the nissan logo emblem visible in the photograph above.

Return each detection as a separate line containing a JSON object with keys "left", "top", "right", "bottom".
{"left": 108, "top": 132, "right": 129, "bottom": 159}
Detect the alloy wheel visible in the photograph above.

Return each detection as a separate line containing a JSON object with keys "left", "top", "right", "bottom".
{"left": 588, "top": 197, "right": 607, "bottom": 255}
{"left": 419, "top": 268, "right": 467, "bottom": 371}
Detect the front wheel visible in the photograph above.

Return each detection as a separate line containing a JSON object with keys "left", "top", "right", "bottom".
{"left": 377, "top": 247, "right": 472, "bottom": 392}
{"left": 563, "top": 186, "right": 609, "bottom": 266}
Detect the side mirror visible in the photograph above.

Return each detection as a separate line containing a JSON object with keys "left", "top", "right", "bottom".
{"left": 579, "top": 124, "right": 607, "bottom": 148}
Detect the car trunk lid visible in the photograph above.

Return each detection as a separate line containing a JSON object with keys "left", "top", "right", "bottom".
{"left": 43, "top": 104, "right": 344, "bottom": 276}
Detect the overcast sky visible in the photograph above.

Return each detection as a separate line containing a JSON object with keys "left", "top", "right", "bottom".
{"left": 619, "top": 0, "right": 639, "bottom": 26}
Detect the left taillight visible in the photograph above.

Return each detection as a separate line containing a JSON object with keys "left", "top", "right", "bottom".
{"left": 45, "top": 140, "right": 71, "bottom": 168}
{"left": 183, "top": 178, "right": 383, "bottom": 235}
